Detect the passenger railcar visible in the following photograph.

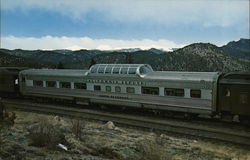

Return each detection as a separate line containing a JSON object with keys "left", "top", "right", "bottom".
{"left": 218, "top": 72, "right": 250, "bottom": 121}
{"left": 19, "top": 64, "right": 220, "bottom": 116}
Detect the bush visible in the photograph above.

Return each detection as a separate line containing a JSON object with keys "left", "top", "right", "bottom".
{"left": 29, "top": 117, "right": 65, "bottom": 148}
{"left": 4, "top": 112, "right": 16, "bottom": 125}
{"left": 71, "top": 119, "right": 85, "bottom": 140}
{"left": 139, "top": 138, "right": 166, "bottom": 160}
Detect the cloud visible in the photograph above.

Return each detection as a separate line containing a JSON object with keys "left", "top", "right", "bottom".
{"left": 1, "top": 35, "right": 186, "bottom": 51}
{"left": 2, "top": 0, "right": 249, "bottom": 27}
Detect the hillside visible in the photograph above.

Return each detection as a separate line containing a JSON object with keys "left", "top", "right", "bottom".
{"left": 0, "top": 49, "right": 96, "bottom": 64}
{"left": 90, "top": 43, "right": 250, "bottom": 72}
{"left": 221, "top": 38, "right": 250, "bottom": 59}
{"left": 0, "top": 50, "right": 54, "bottom": 68}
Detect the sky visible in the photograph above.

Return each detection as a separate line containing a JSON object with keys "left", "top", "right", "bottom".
{"left": 0, "top": 0, "right": 249, "bottom": 51}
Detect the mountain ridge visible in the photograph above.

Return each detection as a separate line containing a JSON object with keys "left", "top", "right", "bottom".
{"left": 221, "top": 38, "right": 250, "bottom": 59}
{"left": 0, "top": 39, "right": 249, "bottom": 72}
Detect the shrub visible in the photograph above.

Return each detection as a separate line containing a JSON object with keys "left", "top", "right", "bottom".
{"left": 29, "top": 117, "right": 64, "bottom": 148}
{"left": 139, "top": 138, "right": 166, "bottom": 160}
{"left": 3, "top": 112, "right": 16, "bottom": 125}
{"left": 71, "top": 119, "right": 85, "bottom": 140}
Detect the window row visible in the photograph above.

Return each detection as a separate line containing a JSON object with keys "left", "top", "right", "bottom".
{"left": 142, "top": 87, "right": 201, "bottom": 98}
{"left": 94, "top": 85, "right": 135, "bottom": 94}
{"left": 33, "top": 80, "right": 87, "bottom": 89}
{"left": 97, "top": 85, "right": 201, "bottom": 98}
{"left": 91, "top": 66, "right": 137, "bottom": 74}
{"left": 33, "top": 80, "right": 201, "bottom": 98}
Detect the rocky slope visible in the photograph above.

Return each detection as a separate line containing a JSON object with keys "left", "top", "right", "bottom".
{"left": 91, "top": 43, "right": 250, "bottom": 72}
{"left": 221, "top": 38, "right": 250, "bottom": 59}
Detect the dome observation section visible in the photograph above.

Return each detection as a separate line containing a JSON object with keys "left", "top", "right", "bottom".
{"left": 89, "top": 64, "right": 153, "bottom": 76}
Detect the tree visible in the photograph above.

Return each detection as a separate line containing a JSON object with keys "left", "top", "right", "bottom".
{"left": 125, "top": 53, "right": 133, "bottom": 64}
{"left": 89, "top": 58, "right": 96, "bottom": 68}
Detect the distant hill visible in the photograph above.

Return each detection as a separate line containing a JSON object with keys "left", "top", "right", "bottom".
{"left": 0, "top": 39, "right": 249, "bottom": 72}
{"left": 0, "top": 48, "right": 104, "bottom": 64}
{"left": 0, "top": 50, "right": 54, "bottom": 68}
{"left": 221, "top": 38, "right": 250, "bottom": 59}
{"left": 91, "top": 43, "right": 249, "bottom": 72}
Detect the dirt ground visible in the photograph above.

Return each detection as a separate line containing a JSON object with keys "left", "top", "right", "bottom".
{"left": 0, "top": 111, "right": 250, "bottom": 160}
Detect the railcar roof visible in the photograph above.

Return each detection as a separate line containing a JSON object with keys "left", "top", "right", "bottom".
{"left": 0, "top": 67, "right": 28, "bottom": 71}
{"left": 20, "top": 69, "right": 89, "bottom": 77}
{"left": 143, "top": 71, "right": 220, "bottom": 81}
{"left": 219, "top": 72, "right": 250, "bottom": 84}
{"left": 222, "top": 72, "right": 250, "bottom": 78}
{"left": 20, "top": 67, "right": 221, "bottom": 82}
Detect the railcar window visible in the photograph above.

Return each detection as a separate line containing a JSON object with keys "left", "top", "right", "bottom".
{"left": 94, "top": 85, "right": 101, "bottom": 91}
{"left": 128, "top": 68, "right": 137, "bottom": 74}
{"left": 74, "top": 83, "right": 86, "bottom": 89}
{"left": 165, "top": 88, "right": 184, "bottom": 97}
{"left": 126, "top": 87, "right": 135, "bottom": 94}
{"left": 112, "top": 67, "right": 120, "bottom": 74}
{"left": 98, "top": 67, "right": 105, "bottom": 73}
{"left": 139, "top": 67, "right": 146, "bottom": 74}
{"left": 33, "top": 80, "right": 43, "bottom": 87}
{"left": 60, "top": 82, "right": 71, "bottom": 88}
{"left": 139, "top": 66, "right": 151, "bottom": 74}
{"left": 15, "top": 79, "right": 19, "bottom": 85}
{"left": 46, "top": 81, "right": 56, "bottom": 88}
{"left": 240, "top": 92, "right": 248, "bottom": 104}
{"left": 105, "top": 67, "right": 112, "bottom": 74}
{"left": 142, "top": 87, "right": 159, "bottom": 95}
{"left": 190, "top": 89, "right": 201, "bottom": 98}
{"left": 115, "top": 86, "right": 121, "bottom": 93}
{"left": 91, "top": 66, "right": 98, "bottom": 73}
{"left": 106, "top": 86, "right": 111, "bottom": 92}
{"left": 224, "top": 89, "right": 230, "bottom": 97}
{"left": 121, "top": 68, "right": 128, "bottom": 74}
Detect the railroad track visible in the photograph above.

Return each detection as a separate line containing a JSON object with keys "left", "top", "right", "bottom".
{"left": 3, "top": 98, "right": 250, "bottom": 146}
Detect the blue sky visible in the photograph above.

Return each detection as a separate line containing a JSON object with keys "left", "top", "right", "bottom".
{"left": 0, "top": 0, "right": 249, "bottom": 50}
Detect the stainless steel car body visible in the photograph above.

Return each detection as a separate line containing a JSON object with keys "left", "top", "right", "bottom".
{"left": 19, "top": 64, "right": 220, "bottom": 115}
